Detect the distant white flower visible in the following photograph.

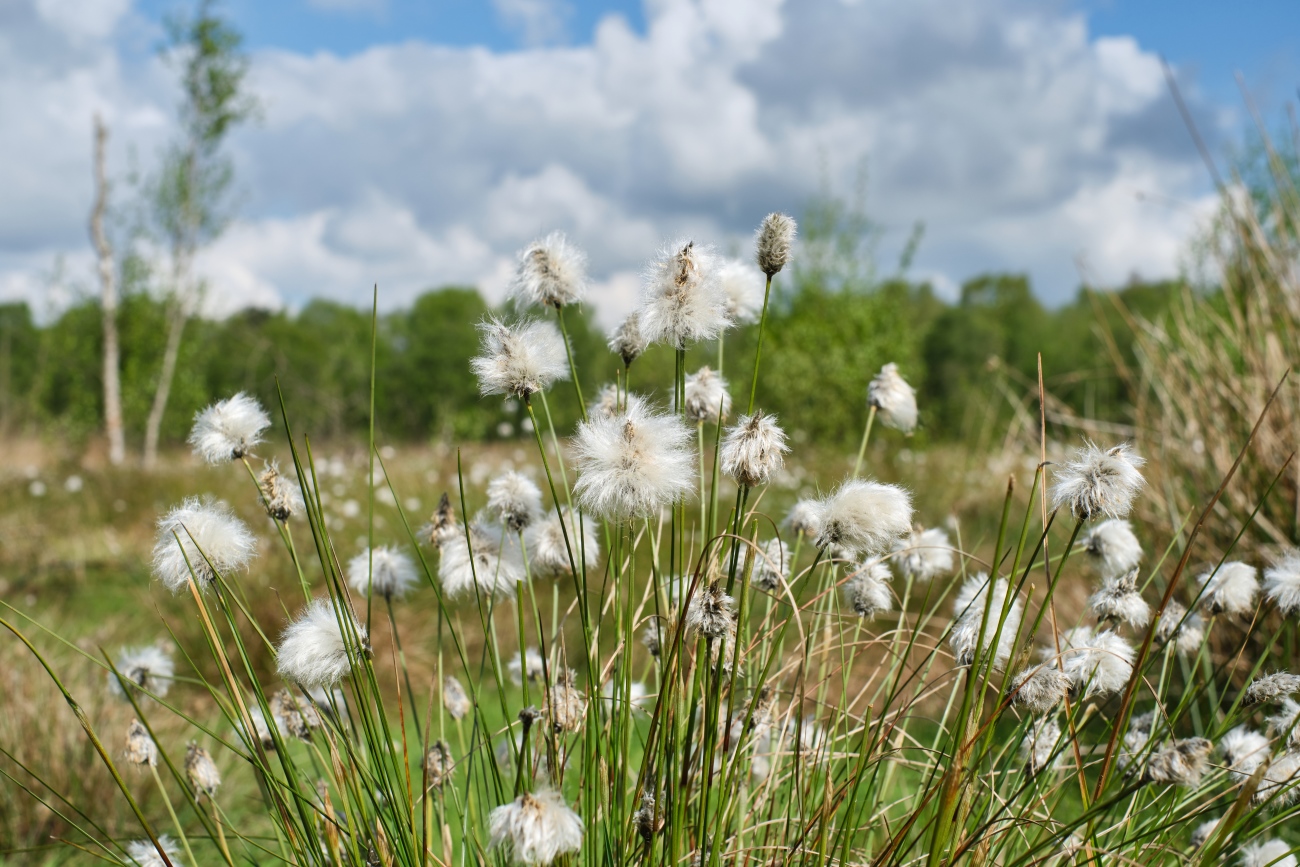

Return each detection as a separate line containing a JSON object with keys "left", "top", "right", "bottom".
{"left": 1055, "top": 627, "right": 1134, "bottom": 698}
{"left": 185, "top": 743, "right": 221, "bottom": 800}
{"left": 747, "top": 538, "right": 791, "bottom": 592}
{"left": 188, "top": 392, "right": 271, "bottom": 463}
{"left": 124, "top": 836, "right": 183, "bottom": 867}
{"left": 346, "top": 546, "right": 419, "bottom": 601}
{"left": 717, "top": 258, "right": 765, "bottom": 323}
{"left": 1190, "top": 819, "right": 1219, "bottom": 848}
{"left": 471, "top": 317, "right": 570, "bottom": 400}
{"left": 1083, "top": 519, "right": 1143, "bottom": 577}
{"left": 428, "top": 492, "right": 460, "bottom": 548}
{"left": 867, "top": 363, "right": 918, "bottom": 434}
{"left": 525, "top": 507, "right": 598, "bottom": 578}
{"left": 681, "top": 367, "right": 732, "bottom": 424}
{"left": 1050, "top": 442, "right": 1146, "bottom": 521}
{"left": 487, "top": 471, "right": 544, "bottom": 532}
{"left": 509, "top": 647, "right": 546, "bottom": 686}
{"left": 1145, "top": 737, "right": 1212, "bottom": 786}
{"left": 438, "top": 520, "right": 525, "bottom": 598}
{"left": 424, "top": 740, "right": 453, "bottom": 790}
{"left": 108, "top": 646, "right": 174, "bottom": 701}
{"left": 509, "top": 232, "right": 587, "bottom": 309}
{"left": 124, "top": 719, "right": 158, "bottom": 767}
{"left": 1254, "top": 750, "right": 1300, "bottom": 807}
{"left": 1155, "top": 601, "right": 1205, "bottom": 655}
{"left": 1020, "top": 717, "right": 1063, "bottom": 774}
{"left": 589, "top": 384, "right": 647, "bottom": 420}
{"left": 1220, "top": 726, "right": 1271, "bottom": 782}
{"left": 949, "top": 573, "right": 1022, "bottom": 670}
{"left": 720, "top": 412, "right": 789, "bottom": 488}
{"left": 1264, "top": 549, "right": 1300, "bottom": 616}
{"left": 1266, "top": 700, "right": 1300, "bottom": 748}
{"left": 258, "top": 461, "right": 304, "bottom": 522}
{"left": 1119, "top": 710, "right": 1155, "bottom": 772}
{"left": 572, "top": 400, "right": 695, "bottom": 521}
{"left": 638, "top": 240, "right": 730, "bottom": 348}
{"left": 1240, "top": 840, "right": 1298, "bottom": 867}
{"left": 812, "top": 479, "right": 913, "bottom": 557}
{"left": 443, "top": 675, "right": 472, "bottom": 720}
{"left": 1197, "top": 562, "right": 1259, "bottom": 615}
{"left": 489, "top": 789, "right": 584, "bottom": 866}
{"left": 892, "top": 526, "right": 954, "bottom": 582}
{"left": 1087, "top": 568, "right": 1151, "bottom": 628}
{"left": 1244, "top": 672, "right": 1300, "bottom": 706}
{"left": 755, "top": 213, "right": 797, "bottom": 277}
{"left": 608, "top": 312, "right": 648, "bottom": 366}
{"left": 276, "top": 599, "right": 369, "bottom": 687}
{"left": 1007, "top": 664, "right": 1070, "bottom": 715}
{"left": 845, "top": 561, "right": 893, "bottom": 618}
{"left": 785, "top": 500, "right": 821, "bottom": 540}
{"left": 152, "top": 498, "right": 257, "bottom": 592}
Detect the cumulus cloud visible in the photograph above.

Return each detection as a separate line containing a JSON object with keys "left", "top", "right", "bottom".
{"left": 0, "top": 0, "right": 1228, "bottom": 325}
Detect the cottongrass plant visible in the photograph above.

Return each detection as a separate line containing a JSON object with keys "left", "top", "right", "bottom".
{"left": 4, "top": 212, "right": 1300, "bottom": 867}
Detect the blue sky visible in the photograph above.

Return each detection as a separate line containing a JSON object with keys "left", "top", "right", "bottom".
{"left": 2, "top": 0, "right": 1295, "bottom": 319}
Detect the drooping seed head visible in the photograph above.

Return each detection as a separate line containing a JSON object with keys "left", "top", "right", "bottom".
{"left": 1083, "top": 519, "right": 1143, "bottom": 578}
{"left": 524, "top": 506, "right": 599, "bottom": 578}
{"left": 546, "top": 670, "right": 588, "bottom": 734}
{"left": 108, "top": 645, "right": 174, "bottom": 701}
{"left": 486, "top": 471, "right": 544, "bottom": 532}
{"left": 1219, "top": 726, "right": 1271, "bottom": 782}
{"left": 747, "top": 538, "right": 791, "bottom": 592}
{"left": 1020, "top": 717, "right": 1064, "bottom": 775}
{"left": 1087, "top": 567, "right": 1151, "bottom": 628}
{"left": 1007, "top": 664, "right": 1070, "bottom": 715}
{"left": 275, "top": 599, "right": 369, "bottom": 688}
{"left": 1196, "top": 561, "right": 1259, "bottom": 616}
{"left": 1054, "top": 627, "right": 1135, "bottom": 698}
{"left": 845, "top": 561, "right": 893, "bottom": 619}
{"left": 437, "top": 519, "right": 525, "bottom": 599}
{"left": 151, "top": 497, "right": 257, "bottom": 593}
{"left": 258, "top": 461, "right": 304, "bottom": 522}
{"left": 1154, "top": 601, "right": 1205, "bottom": 655}
{"left": 488, "top": 789, "right": 584, "bottom": 866}
{"left": 124, "top": 719, "right": 158, "bottom": 768}
{"left": 892, "top": 525, "right": 954, "bottom": 582}
{"left": 1144, "top": 737, "right": 1212, "bottom": 786}
{"left": 1243, "top": 672, "right": 1300, "bottom": 707}
{"left": 867, "top": 363, "right": 918, "bottom": 434}
{"left": 949, "top": 573, "right": 1022, "bottom": 670}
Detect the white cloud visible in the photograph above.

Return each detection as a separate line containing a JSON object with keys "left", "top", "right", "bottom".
{"left": 0, "top": 0, "right": 1230, "bottom": 328}
{"left": 493, "top": 0, "right": 571, "bottom": 46}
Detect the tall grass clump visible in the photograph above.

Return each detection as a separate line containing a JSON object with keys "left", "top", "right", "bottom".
{"left": 3, "top": 215, "right": 1300, "bottom": 867}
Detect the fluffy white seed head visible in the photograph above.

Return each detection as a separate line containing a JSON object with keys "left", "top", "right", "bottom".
{"left": 588, "top": 384, "right": 647, "bottom": 420}
{"left": 188, "top": 392, "right": 271, "bottom": 463}
{"left": 686, "top": 583, "right": 736, "bottom": 641}
{"left": 443, "top": 675, "right": 472, "bottom": 720}
{"left": 1145, "top": 737, "right": 1212, "bottom": 786}
{"left": 681, "top": 367, "right": 732, "bottom": 424}
{"left": 509, "top": 232, "right": 587, "bottom": 309}
{"left": 1197, "top": 562, "right": 1260, "bottom": 616}
{"left": 867, "top": 363, "right": 918, "bottom": 434}
{"left": 1240, "top": 840, "right": 1298, "bottom": 867}
{"left": 720, "top": 412, "right": 788, "bottom": 488}
{"left": 949, "top": 573, "right": 1022, "bottom": 670}
{"left": 755, "top": 213, "right": 796, "bottom": 277}
{"left": 892, "top": 526, "right": 954, "bottom": 582}
{"left": 1056, "top": 627, "right": 1135, "bottom": 698}
{"left": 125, "top": 837, "right": 183, "bottom": 867}
{"left": 572, "top": 401, "right": 695, "bottom": 521}
{"left": 1244, "top": 672, "right": 1300, "bottom": 707}
{"left": 1050, "top": 441, "right": 1146, "bottom": 521}
{"left": 487, "top": 471, "right": 544, "bottom": 532}
{"left": 785, "top": 500, "right": 821, "bottom": 540}
{"left": 347, "top": 546, "right": 419, "bottom": 601}
{"left": 845, "top": 561, "right": 894, "bottom": 618}
{"left": 1020, "top": 717, "right": 1064, "bottom": 775}
{"left": 546, "top": 670, "right": 588, "bottom": 734}
{"left": 1254, "top": 750, "right": 1300, "bottom": 807}
{"left": 812, "top": 479, "right": 913, "bottom": 557}
{"left": 1083, "top": 519, "right": 1143, "bottom": 578}
{"left": 608, "top": 312, "right": 648, "bottom": 366}
{"left": 186, "top": 743, "right": 221, "bottom": 799}
{"left": 471, "top": 317, "right": 570, "bottom": 400}
{"left": 1264, "top": 549, "right": 1300, "bottom": 616}
{"left": 258, "top": 461, "right": 304, "bottom": 522}
{"left": 438, "top": 520, "right": 525, "bottom": 598}
{"left": 638, "top": 240, "right": 730, "bottom": 349}
{"left": 1190, "top": 819, "right": 1220, "bottom": 848}
{"left": 152, "top": 498, "right": 257, "bottom": 592}
{"left": 489, "top": 789, "right": 583, "bottom": 866}
{"left": 1087, "top": 568, "right": 1151, "bottom": 628}
{"left": 509, "top": 647, "right": 546, "bottom": 686}
{"left": 525, "top": 507, "right": 599, "bottom": 578}
{"left": 1119, "top": 709, "right": 1155, "bottom": 772}
{"left": 1266, "top": 700, "right": 1300, "bottom": 748}
{"left": 1220, "top": 726, "right": 1271, "bottom": 782}
{"left": 1008, "top": 665, "right": 1070, "bottom": 715}
{"left": 124, "top": 719, "right": 158, "bottom": 767}
{"left": 109, "top": 646, "right": 174, "bottom": 701}
{"left": 717, "top": 258, "right": 765, "bottom": 323}
{"left": 276, "top": 599, "right": 369, "bottom": 687}
{"left": 1155, "top": 601, "right": 1205, "bottom": 655}
{"left": 747, "top": 538, "right": 791, "bottom": 592}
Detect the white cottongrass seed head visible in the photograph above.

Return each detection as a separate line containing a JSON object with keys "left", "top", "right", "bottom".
{"left": 346, "top": 546, "right": 419, "bottom": 601}
{"left": 438, "top": 520, "right": 525, "bottom": 598}
{"left": 748, "top": 538, "right": 791, "bottom": 592}
{"left": 547, "top": 670, "right": 588, "bottom": 734}
{"left": 755, "top": 212, "right": 796, "bottom": 277}
{"left": 1244, "top": 672, "right": 1300, "bottom": 707}
{"left": 471, "top": 317, "right": 570, "bottom": 400}
{"left": 1083, "top": 519, "right": 1143, "bottom": 577}
{"left": 1155, "top": 601, "right": 1205, "bottom": 655}
{"left": 1020, "top": 717, "right": 1063, "bottom": 775}
{"left": 152, "top": 498, "right": 257, "bottom": 592}
{"left": 109, "top": 645, "right": 174, "bottom": 700}
{"left": 258, "top": 461, "right": 304, "bottom": 522}
{"left": 1008, "top": 664, "right": 1070, "bottom": 715}
{"left": 124, "top": 719, "right": 158, "bottom": 767}
{"left": 681, "top": 367, "right": 732, "bottom": 424}
{"left": 1145, "top": 737, "right": 1213, "bottom": 786}
{"left": 717, "top": 258, "right": 765, "bottom": 322}
{"left": 720, "top": 412, "right": 789, "bottom": 488}
{"left": 489, "top": 789, "right": 584, "bottom": 866}
{"left": 1050, "top": 441, "right": 1146, "bottom": 521}
{"left": 572, "top": 400, "right": 695, "bottom": 521}
{"left": 486, "top": 471, "right": 544, "bottom": 532}
{"left": 1056, "top": 627, "right": 1135, "bottom": 698}
{"left": 1197, "top": 561, "right": 1259, "bottom": 615}
{"left": 589, "top": 384, "right": 647, "bottom": 420}
{"left": 812, "top": 479, "right": 913, "bottom": 557}
{"left": 1087, "top": 567, "right": 1151, "bottom": 628}
{"left": 785, "top": 500, "right": 821, "bottom": 540}
{"left": 608, "top": 312, "right": 648, "bottom": 366}
{"left": 1240, "top": 840, "right": 1298, "bottom": 867}
{"left": 1190, "top": 819, "right": 1220, "bottom": 848}
{"left": 868, "top": 363, "right": 918, "bottom": 434}
{"left": 638, "top": 240, "right": 730, "bottom": 348}
{"left": 276, "top": 599, "right": 369, "bottom": 688}
{"left": 124, "top": 837, "right": 183, "bottom": 867}
{"left": 509, "top": 647, "right": 546, "bottom": 686}
{"left": 509, "top": 232, "right": 587, "bottom": 309}
{"left": 525, "top": 506, "right": 599, "bottom": 578}
{"left": 845, "top": 561, "right": 893, "bottom": 618}
{"left": 188, "top": 392, "right": 271, "bottom": 463}
{"left": 892, "top": 525, "right": 955, "bottom": 582}
{"left": 1264, "top": 549, "right": 1300, "bottom": 616}
{"left": 1220, "top": 726, "right": 1271, "bottom": 781}
{"left": 185, "top": 743, "right": 221, "bottom": 799}
{"left": 1266, "top": 699, "right": 1300, "bottom": 748}
{"left": 686, "top": 582, "right": 736, "bottom": 641}
{"left": 949, "top": 573, "right": 1022, "bottom": 670}
{"left": 1254, "top": 750, "right": 1300, "bottom": 807}
{"left": 443, "top": 675, "right": 472, "bottom": 720}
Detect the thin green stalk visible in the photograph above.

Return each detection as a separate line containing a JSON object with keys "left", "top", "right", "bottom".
{"left": 747, "top": 273, "right": 773, "bottom": 414}
{"left": 852, "top": 405, "right": 877, "bottom": 479}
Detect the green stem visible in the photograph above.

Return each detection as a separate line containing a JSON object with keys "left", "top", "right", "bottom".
{"left": 557, "top": 305, "right": 587, "bottom": 422}
{"left": 747, "top": 274, "right": 773, "bottom": 414}
{"left": 852, "top": 405, "right": 877, "bottom": 479}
